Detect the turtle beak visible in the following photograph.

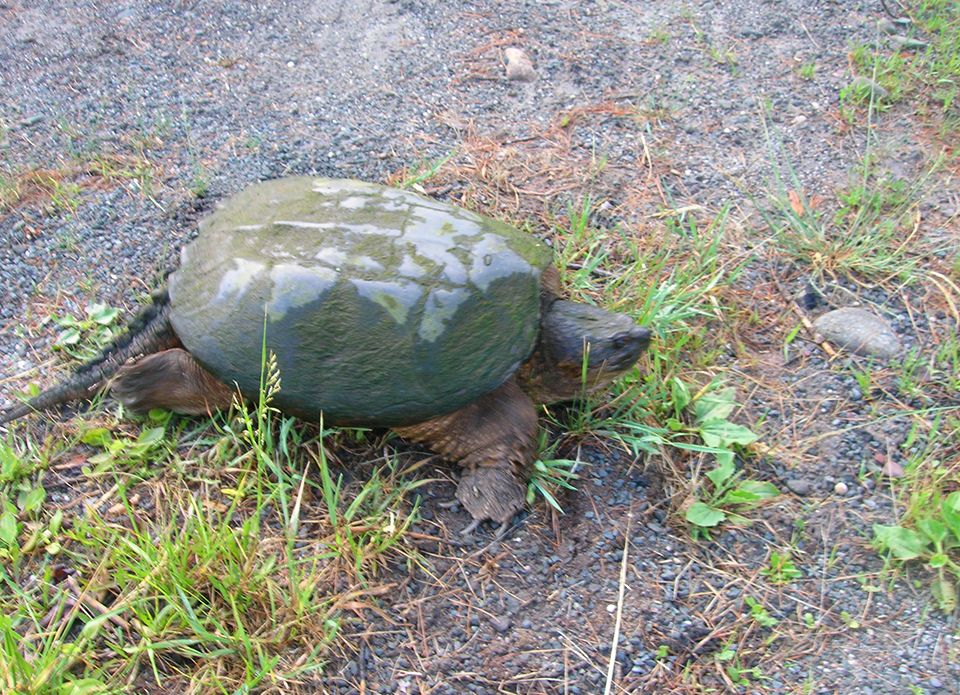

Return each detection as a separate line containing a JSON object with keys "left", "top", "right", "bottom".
{"left": 629, "top": 326, "right": 652, "bottom": 348}
{"left": 605, "top": 325, "right": 652, "bottom": 371}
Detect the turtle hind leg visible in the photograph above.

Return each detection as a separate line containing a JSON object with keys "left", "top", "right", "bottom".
{"left": 395, "top": 379, "right": 538, "bottom": 532}
{"left": 110, "top": 348, "right": 235, "bottom": 416}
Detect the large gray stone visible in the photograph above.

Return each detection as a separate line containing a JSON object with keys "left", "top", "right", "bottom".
{"left": 813, "top": 307, "right": 902, "bottom": 359}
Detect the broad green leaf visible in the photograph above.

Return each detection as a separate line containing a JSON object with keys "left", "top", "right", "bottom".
{"left": 942, "top": 492, "right": 960, "bottom": 543}
{"left": 57, "top": 677, "right": 110, "bottom": 695}
{"left": 734, "top": 480, "right": 779, "bottom": 498}
{"left": 873, "top": 524, "right": 929, "bottom": 560}
{"left": 81, "top": 428, "right": 112, "bottom": 447}
{"left": 929, "top": 553, "right": 948, "bottom": 569}
{"left": 90, "top": 305, "right": 120, "bottom": 325}
{"left": 685, "top": 502, "right": 726, "bottom": 527}
{"left": 56, "top": 328, "right": 82, "bottom": 346}
{"left": 671, "top": 378, "right": 691, "bottom": 415}
{"left": 693, "top": 387, "right": 737, "bottom": 423}
{"left": 137, "top": 427, "right": 166, "bottom": 447}
{"left": 714, "top": 449, "right": 733, "bottom": 466}
{"left": 95, "top": 327, "right": 114, "bottom": 342}
{"left": 720, "top": 489, "right": 762, "bottom": 506}
{"left": 715, "top": 646, "right": 735, "bottom": 662}
{"left": 918, "top": 518, "right": 947, "bottom": 545}
{"left": 715, "top": 449, "right": 734, "bottom": 468}
{"left": 666, "top": 417, "right": 685, "bottom": 432}
{"left": 745, "top": 595, "right": 779, "bottom": 627}
{"left": 931, "top": 576, "right": 957, "bottom": 613}
{"left": 706, "top": 457, "right": 736, "bottom": 489}
{"left": 148, "top": 408, "right": 172, "bottom": 422}
{"left": 87, "top": 452, "right": 115, "bottom": 467}
{"left": 664, "top": 440, "right": 735, "bottom": 455}
{"left": 21, "top": 485, "right": 45, "bottom": 514}
{"left": 0, "top": 511, "right": 17, "bottom": 546}
{"left": 700, "top": 420, "right": 758, "bottom": 448}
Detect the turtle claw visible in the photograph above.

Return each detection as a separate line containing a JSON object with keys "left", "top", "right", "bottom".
{"left": 436, "top": 500, "right": 504, "bottom": 538}
{"left": 455, "top": 517, "right": 513, "bottom": 542}
{"left": 436, "top": 497, "right": 500, "bottom": 541}
{"left": 459, "top": 518, "right": 483, "bottom": 536}
{"left": 452, "top": 465, "right": 525, "bottom": 540}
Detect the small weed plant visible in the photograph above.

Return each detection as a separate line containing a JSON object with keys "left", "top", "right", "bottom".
{"left": 874, "top": 487, "right": 960, "bottom": 612}
{"left": 51, "top": 303, "right": 121, "bottom": 362}
{"left": 845, "top": 2, "right": 960, "bottom": 135}
{"left": 745, "top": 595, "right": 779, "bottom": 629}
{"left": 527, "top": 446, "right": 582, "bottom": 513}
{"left": 0, "top": 347, "right": 421, "bottom": 690}
{"left": 0, "top": 433, "right": 63, "bottom": 568}
{"left": 763, "top": 153, "right": 942, "bottom": 284}
{"left": 871, "top": 336, "right": 960, "bottom": 612}
{"left": 762, "top": 550, "right": 804, "bottom": 584}
{"left": 535, "top": 201, "right": 779, "bottom": 536}
{"left": 394, "top": 150, "right": 457, "bottom": 189}
{"left": 1, "top": 122, "right": 158, "bottom": 216}
{"left": 668, "top": 378, "right": 777, "bottom": 539}
{"left": 716, "top": 646, "right": 768, "bottom": 688}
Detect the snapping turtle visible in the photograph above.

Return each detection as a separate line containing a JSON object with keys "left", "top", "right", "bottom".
{"left": 1, "top": 178, "right": 650, "bottom": 531}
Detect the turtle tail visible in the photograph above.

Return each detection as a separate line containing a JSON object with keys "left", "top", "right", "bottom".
{"left": 0, "top": 290, "right": 180, "bottom": 426}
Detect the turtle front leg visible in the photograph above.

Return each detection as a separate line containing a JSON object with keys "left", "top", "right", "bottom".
{"left": 395, "top": 379, "right": 538, "bottom": 535}
{"left": 110, "top": 348, "right": 236, "bottom": 416}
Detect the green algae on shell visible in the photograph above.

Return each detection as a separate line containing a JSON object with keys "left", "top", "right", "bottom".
{"left": 167, "top": 177, "right": 553, "bottom": 426}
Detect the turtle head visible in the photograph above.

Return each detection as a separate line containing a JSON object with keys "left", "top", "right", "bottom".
{"left": 517, "top": 299, "right": 651, "bottom": 404}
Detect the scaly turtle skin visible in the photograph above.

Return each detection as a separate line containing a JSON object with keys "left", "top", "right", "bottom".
{"left": 1, "top": 178, "right": 651, "bottom": 533}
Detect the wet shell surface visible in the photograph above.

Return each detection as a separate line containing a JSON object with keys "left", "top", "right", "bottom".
{"left": 168, "top": 177, "right": 552, "bottom": 426}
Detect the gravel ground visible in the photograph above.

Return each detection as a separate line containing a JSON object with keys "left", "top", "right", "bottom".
{"left": 2, "top": 1, "right": 958, "bottom": 693}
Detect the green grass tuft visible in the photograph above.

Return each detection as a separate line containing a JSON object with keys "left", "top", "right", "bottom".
{"left": 0, "top": 350, "right": 422, "bottom": 690}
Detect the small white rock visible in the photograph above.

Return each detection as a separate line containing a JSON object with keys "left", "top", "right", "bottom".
{"left": 881, "top": 459, "right": 905, "bottom": 478}
{"left": 504, "top": 47, "right": 536, "bottom": 82}
{"left": 834, "top": 481, "right": 848, "bottom": 495}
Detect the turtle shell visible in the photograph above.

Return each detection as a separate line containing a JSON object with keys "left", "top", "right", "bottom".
{"left": 167, "top": 177, "right": 553, "bottom": 426}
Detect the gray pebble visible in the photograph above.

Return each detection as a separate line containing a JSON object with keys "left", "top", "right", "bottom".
{"left": 786, "top": 478, "right": 813, "bottom": 496}
{"left": 848, "top": 76, "right": 889, "bottom": 99}
{"left": 813, "top": 308, "right": 903, "bottom": 359}
{"left": 890, "top": 35, "right": 927, "bottom": 50}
